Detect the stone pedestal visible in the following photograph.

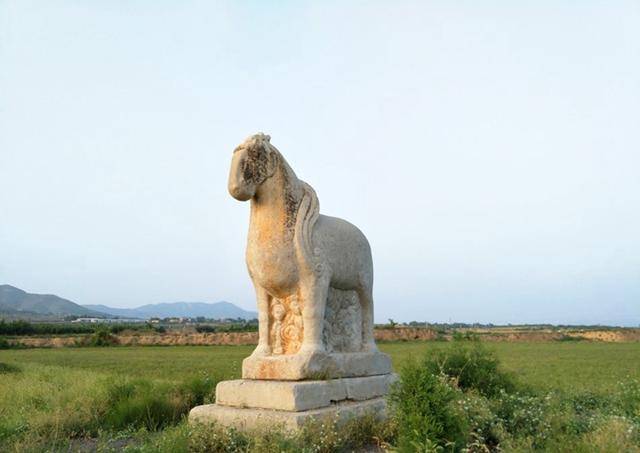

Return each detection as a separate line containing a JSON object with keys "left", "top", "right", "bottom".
{"left": 189, "top": 288, "right": 395, "bottom": 431}
{"left": 190, "top": 397, "right": 387, "bottom": 431}
{"left": 242, "top": 350, "right": 392, "bottom": 380}
{"left": 189, "top": 374, "right": 396, "bottom": 431}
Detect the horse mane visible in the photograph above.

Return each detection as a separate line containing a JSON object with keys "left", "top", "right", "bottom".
{"left": 262, "top": 137, "right": 321, "bottom": 275}
{"left": 294, "top": 180, "right": 320, "bottom": 274}
{"left": 242, "top": 133, "right": 321, "bottom": 272}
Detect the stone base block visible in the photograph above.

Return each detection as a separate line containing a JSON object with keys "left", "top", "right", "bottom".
{"left": 216, "top": 374, "right": 396, "bottom": 411}
{"left": 242, "top": 350, "right": 392, "bottom": 380}
{"left": 189, "top": 397, "right": 387, "bottom": 431}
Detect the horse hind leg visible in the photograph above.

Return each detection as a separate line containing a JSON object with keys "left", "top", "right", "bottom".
{"left": 356, "top": 284, "right": 378, "bottom": 352}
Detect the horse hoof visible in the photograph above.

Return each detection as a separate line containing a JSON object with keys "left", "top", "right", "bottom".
{"left": 362, "top": 342, "right": 379, "bottom": 353}
{"left": 251, "top": 345, "right": 272, "bottom": 357}
{"left": 298, "top": 345, "right": 324, "bottom": 356}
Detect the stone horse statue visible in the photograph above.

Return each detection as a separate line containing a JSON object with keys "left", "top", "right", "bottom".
{"left": 228, "top": 133, "right": 377, "bottom": 362}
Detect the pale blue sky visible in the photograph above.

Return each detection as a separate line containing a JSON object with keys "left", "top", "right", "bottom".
{"left": 1, "top": 1, "right": 639, "bottom": 325}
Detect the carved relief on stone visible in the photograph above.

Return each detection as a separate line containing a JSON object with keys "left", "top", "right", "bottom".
{"left": 323, "top": 288, "right": 362, "bottom": 353}
{"left": 269, "top": 296, "right": 304, "bottom": 355}
{"left": 270, "top": 301, "right": 286, "bottom": 354}
{"left": 269, "top": 289, "right": 364, "bottom": 355}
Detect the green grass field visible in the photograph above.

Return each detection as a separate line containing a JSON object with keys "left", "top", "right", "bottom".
{"left": 2, "top": 341, "right": 638, "bottom": 392}
{"left": 1, "top": 341, "right": 639, "bottom": 451}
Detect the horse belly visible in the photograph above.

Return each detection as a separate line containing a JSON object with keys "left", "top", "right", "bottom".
{"left": 315, "top": 215, "right": 372, "bottom": 290}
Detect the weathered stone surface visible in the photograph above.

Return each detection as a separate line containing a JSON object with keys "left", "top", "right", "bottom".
{"left": 190, "top": 134, "right": 393, "bottom": 432}
{"left": 216, "top": 374, "right": 397, "bottom": 412}
{"left": 228, "top": 133, "right": 380, "bottom": 374}
{"left": 189, "top": 397, "right": 387, "bottom": 431}
{"left": 242, "top": 350, "right": 392, "bottom": 380}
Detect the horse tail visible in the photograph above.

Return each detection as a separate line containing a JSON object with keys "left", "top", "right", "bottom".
{"left": 294, "top": 180, "right": 320, "bottom": 276}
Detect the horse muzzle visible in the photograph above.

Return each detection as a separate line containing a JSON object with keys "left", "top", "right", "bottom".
{"left": 229, "top": 183, "right": 254, "bottom": 201}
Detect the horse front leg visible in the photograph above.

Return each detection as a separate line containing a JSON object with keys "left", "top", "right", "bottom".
{"left": 298, "top": 274, "right": 329, "bottom": 355}
{"left": 250, "top": 283, "right": 272, "bottom": 357}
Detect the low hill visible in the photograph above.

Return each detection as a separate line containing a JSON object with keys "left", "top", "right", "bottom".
{"left": 0, "top": 284, "right": 256, "bottom": 321}
{"left": 0, "top": 285, "right": 105, "bottom": 318}
{"left": 83, "top": 301, "right": 257, "bottom": 320}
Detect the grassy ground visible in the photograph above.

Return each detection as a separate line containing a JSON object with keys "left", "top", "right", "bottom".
{"left": 381, "top": 341, "right": 640, "bottom": 392}
{"left": 2, "top": 341, "right": 638, "bottom": 392}
{"left": 1, "top": 341, "right": 639, "bottom": 451}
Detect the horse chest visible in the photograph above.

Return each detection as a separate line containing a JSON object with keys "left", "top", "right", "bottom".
{"left": 246, "top": 238, "right": 298, "bottom": 293}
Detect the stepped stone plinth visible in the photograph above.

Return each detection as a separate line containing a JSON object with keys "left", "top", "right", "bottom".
{"left": 190, "top": 374, "right": 395, "bottom": 430}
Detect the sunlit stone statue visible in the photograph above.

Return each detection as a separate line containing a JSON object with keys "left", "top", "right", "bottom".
{"left": 190, "top": 133, "right": 393, "bottom": 430}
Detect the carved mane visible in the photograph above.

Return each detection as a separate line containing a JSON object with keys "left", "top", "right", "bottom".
{"left": 261, "top": 139, "right": 320, "bottom": 275}
{"left": 294, "top": 180, "right": 320, "bottom": 274}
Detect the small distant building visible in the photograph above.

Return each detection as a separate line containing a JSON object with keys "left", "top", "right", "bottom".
{"left": 71, "top": 317, "right": 145, "bottom": 324}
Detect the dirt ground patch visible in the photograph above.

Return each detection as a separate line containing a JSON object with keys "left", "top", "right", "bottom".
{"left": 8, "top": 327, "right": 640, "bottom": 348}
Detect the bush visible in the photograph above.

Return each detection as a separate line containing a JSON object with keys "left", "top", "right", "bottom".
{"left": 491, "top": 390, "right": 552, "bottom": 443}
{"left": 99, "top": 375, "right": 218, "bottom": 433}
{"left": 389, "top": 359, "right": 467, "bottom": 451}
{"left": 615, "top": 379, "right": 640, "bottom": 422}
{"left": 178, "top": 374, "right": 218, "bottom": 407}
{"left": 0, "top": 336, "right": 12, "bottom": 349}
{"left": 556, "top": 334, "right": 587, "bottom": 342}
{"left": 195, "top": 325, "right": 216, "bottom": 333}
{"left": 451, "top": 330, "right": 479, "bottom": 342}
{"left": 0, "top": 362, "right": 21, "bottom": 374}
{"left": 85, "top": 328, "right": 118, "bottom": 347}
{"left": 422, "top": 341, "right": 518, "bottom": 397}
{"left": 103, "top": 380, "right": 183, "bottom": 431}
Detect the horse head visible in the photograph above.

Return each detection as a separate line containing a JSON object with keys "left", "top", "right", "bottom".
{"left": 228, "top": 133, "right": 277, "bottom": 201}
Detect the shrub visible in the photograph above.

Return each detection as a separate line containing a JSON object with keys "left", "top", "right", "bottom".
{"left": 615, "top": 379, "right": 640, "bottom": 422}
{"left": 338, "top": 412, "right": 397, "bottom": 450}
{"left": 422, "top": 341, "right": 518, "bottom": 397}
{"left": 389, "top": 359, "right": 467, "bottom": 451}
{"left": 195, "top": 325, "right": 216, "bottom": 333}
{"left": 491, "top": 390, "right": 552, "bottom": 443}
{"left": 178, "top": 374, "right": 218, "bottom": 407}
{"left": 453, "top": 391, "right": 501, "bottom": 448}
{"left": 556, "top": 334, "right": 587, "bottom": 342}
{"left": 0, "top": 362, "right": 21, "bottom": 374}
{"left": 0, "top": 336, "right": 12, "bottom": 349}
{"left": 103, "top": 380, "right": 183, "bottom": 431}
{"left": 86, "top": 328, "right": 118, "bottom": 347}
{"left": 451, "top": 330, "right": 479, "bottom": 342}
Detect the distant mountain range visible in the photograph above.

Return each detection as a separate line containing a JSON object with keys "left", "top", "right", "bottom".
{"left": 0, "top": 285, "right": 104, "bottom": 318}
{"left": 83, "top": 302, "right": 257, "bottom": 320}
{"left": 0, "top": 285, "right": 257, "bottom": 321}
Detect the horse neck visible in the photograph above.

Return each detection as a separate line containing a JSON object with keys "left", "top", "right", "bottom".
{"left": 249, "top": 152, "right": 303, "bottom": 234}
